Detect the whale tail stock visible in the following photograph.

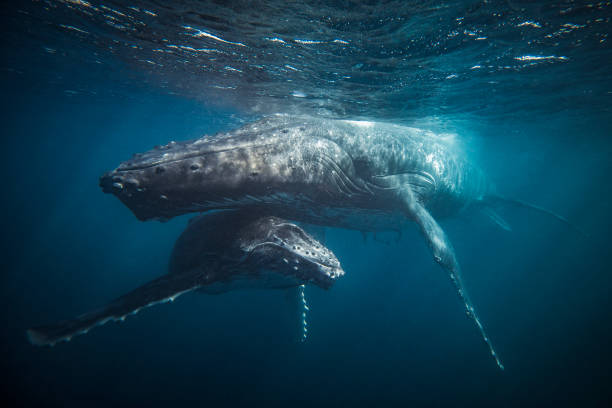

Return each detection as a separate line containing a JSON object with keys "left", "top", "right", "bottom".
{"left": 27, "top": 273, "right": 202, "bottom": 347}
{"left": 482, "top": 195, "right": 586, "bottom": 237}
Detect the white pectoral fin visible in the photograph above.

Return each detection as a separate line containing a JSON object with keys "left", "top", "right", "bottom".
{"left": 299, "top": 284, "right": 308, "bottom": 342}
{"left": 398, "top": 188, "right": 504, "bottom": 370}
{"left": 27, "top": 273, "right": 202, "bottom": 346}
{"left": 284, "top": 285, "right": 309, "bottom": 342}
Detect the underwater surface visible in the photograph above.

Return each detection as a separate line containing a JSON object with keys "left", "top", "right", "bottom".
{"left": 1, "top": 0, "right": 611, "bottom": 406}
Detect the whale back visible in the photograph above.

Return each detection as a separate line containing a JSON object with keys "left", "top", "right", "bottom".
{"left": 168, "top": 212, "right": 246, "bottom": 275}
{"left": 258, "top": 116, "right": 492, "bottom": 216}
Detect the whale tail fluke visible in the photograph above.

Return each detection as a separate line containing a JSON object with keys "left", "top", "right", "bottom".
{"left": 482, "top": 195, "right": 587, "bottom": 237}
{"left": 27, "top": 273, "right": 202, "bottom": 346}
{"left": 481, "top": 206, "right": 512, "bottom": 232}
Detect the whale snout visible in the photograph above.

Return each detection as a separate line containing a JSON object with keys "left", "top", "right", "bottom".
{"left": 99, "top": 171, "right": 123, "bottom": 194}
{"left": 98, "top": 118, "right": 360, "bottom": 223}
{"left": 99, "top": 167, "right": 176, "bottom": 221}
{"left": 263, "top": 219, "right": 345, "bottom": 289}
{"left": 99, "top": 171, "right": 144, "bottom": 195}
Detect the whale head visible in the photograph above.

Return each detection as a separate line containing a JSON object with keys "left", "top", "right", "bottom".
{"left": 100, "top": 119, "right": 361, "bottom": 221}
{"left": 170, "top": 212, "right": 344, "bottom": 290}
{"left": 237, "top": 216, "right": 344, "bottom": 289}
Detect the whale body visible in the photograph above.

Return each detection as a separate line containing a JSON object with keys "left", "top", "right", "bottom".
{"left": 100, "top": 115, "right": 489, "bottom": 226}
{"left": 99, "top": 115, "right": 578, "bottom": 369}
{"left": 27, "top": 212, "right": 343, "bottom": 346}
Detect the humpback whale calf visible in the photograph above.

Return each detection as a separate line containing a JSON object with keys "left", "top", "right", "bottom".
{"left": 27, "top": 212, "right": 343, "bottom": 346}
{"left": 100, "top": 114, "right": 578, "bottom": 369}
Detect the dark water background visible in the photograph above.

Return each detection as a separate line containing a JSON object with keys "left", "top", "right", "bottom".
{"left": 1, "top": 1, "right": 611, "bottom": 407}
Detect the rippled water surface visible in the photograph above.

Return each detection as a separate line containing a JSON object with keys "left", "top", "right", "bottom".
{"left": 1, "top": 1, "right": 611, "bottom": 407}
{"left": 5, "top": 0, "right": 611, "bottom": 121}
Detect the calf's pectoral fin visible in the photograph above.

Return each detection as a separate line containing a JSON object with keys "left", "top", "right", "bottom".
{"left": 27, "top": 272, "right": 202, "bottom": 346}
{"left": 283, "top": 285, "right": 309, "bottom": 342}
{"left": 398, "top": 188, "right": 505, "bottom": 370}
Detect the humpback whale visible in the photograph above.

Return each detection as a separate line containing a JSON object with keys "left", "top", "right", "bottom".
{"left": 99, "top": 114, "right": 578, "bottom": 369}
{"left": 27, "top": 212, "right": 344, "bottom": 346}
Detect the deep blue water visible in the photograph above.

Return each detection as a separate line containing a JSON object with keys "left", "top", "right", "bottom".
{"left": 1, "top": 1, "right": 612, "bottom": 407}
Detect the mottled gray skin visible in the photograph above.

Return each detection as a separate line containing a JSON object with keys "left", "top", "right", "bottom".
{"left": 100, "top": 115, "right": 490, "bottom": 228}
{"left": 99, "top": 114, "right": 506, "bottom": 368}
{"left": 27, "top": 212, "right": 343, "bottom": 346}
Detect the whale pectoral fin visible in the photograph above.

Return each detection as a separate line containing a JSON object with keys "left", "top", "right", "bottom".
{"left": 283, "top": 285, "right": 309, "bottom": 342}
{"left": 398, "top": 188, "right": 504, "bottom": 370}
{"left": 298, "top": 284, "right": 309, "bottom": 342}
{"left": 27, "top": 272, "right": 202, "bottom": 346}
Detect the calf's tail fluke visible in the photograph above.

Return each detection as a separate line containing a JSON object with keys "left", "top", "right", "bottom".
{"left": 27, "top": 273, "right": 201, "bottom": 346}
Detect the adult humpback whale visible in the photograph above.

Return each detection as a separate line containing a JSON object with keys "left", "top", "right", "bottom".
{"left": 27, "top": 212, "right": 344, "bottom": 346}
{"left": 99, "top": 114, "right": 576, "bottom": 369}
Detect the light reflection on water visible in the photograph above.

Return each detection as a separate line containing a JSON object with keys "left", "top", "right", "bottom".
{"left": 3, "top": 0, "right": 611, "bottom": 123}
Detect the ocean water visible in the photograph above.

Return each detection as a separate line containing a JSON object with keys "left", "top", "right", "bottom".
{"left": 1, "top": 1, "right": 611, "bottom": 407}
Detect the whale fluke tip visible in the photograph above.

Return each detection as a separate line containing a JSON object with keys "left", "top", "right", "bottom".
{"left": 26, "top": 328, "right": 50, "bottom": 346}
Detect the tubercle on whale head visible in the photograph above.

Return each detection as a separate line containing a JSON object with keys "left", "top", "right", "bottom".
{"left": 238, "top": 216, "right": 344, "bottom": 290}
{"left": 99, "top": 127, "right": 361, "bottom": 221}
{"left": 99, "top": 136, "right": 294, "bottom": 221}
{"left": 98, "top": 133, "right": 277, "bottom": 220}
